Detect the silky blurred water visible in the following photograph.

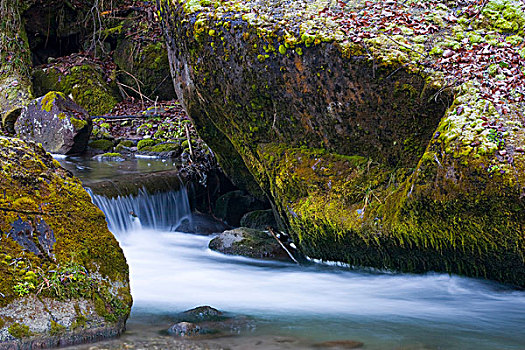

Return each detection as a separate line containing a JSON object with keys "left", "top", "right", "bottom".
{"left": 66, "top": 156, "right": 525, "bottom": 350}
{"left": 114, "top": 227, "right": 525, "bottom": 349}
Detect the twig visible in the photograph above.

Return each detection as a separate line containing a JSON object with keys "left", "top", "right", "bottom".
{"left": 116, "top": 81, "right": 155, "bottom": 105}
{"left": 267, "top": 227, "right": 299, "bottom": 264}
{"left": 184, "top": 122, "right": 194, "bottom": 159}
{"left": 117, "top": 70, "right": 149, "bottom": 109}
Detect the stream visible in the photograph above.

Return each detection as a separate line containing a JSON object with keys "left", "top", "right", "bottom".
{"left": 59, "top": 157, "right": 525, "bottom": 350}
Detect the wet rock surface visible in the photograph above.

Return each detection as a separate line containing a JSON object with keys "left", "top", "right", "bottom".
{"left": 167, "top": 306, "right": 255, "bottom": 340}
{"left": 14, "top": 91, "right": 92, "bottom": 154}
{"left": 176, "top": 213, "right": 231, "bottom": 235}
{"left": 209, "top": 228, "right": 292, "bottom": 262}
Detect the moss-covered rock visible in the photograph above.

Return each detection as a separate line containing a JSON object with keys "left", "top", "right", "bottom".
{"left": 89, "top": 139, "right": 115, "bottom": 152}
{"left": 32, "top": 61, "right": 121, "bottom": 116}
{"left": 114, "top": 40, "right": 175, "bottom": 100}
{"left": 0, "top": 0, "right": 34, "bottom": 133}
{"left": 209, "top": 227, "right": 292, "bottom": 262}
{"left": 0, "top": 137, "right": 131, "bottom": 347}
{"left": 240, "top": 210, "right": 278, "bottom": 231}
{"left": 160, "top": 0, "right": 525, "bottom": 286}
{"left": 14, "top": 91, "right": 92, "bottom": 154}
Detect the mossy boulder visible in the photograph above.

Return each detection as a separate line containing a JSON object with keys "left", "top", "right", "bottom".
{"left": 160, "top": 0, "right": 525, "bottom": 286}
{"left": 209, "top": 228, "right": 292, "bottom": 262}
{"left": 0, "top": 0, "right": 34, "bottom": 134}
{"left": 113, "top": 37, "right": 174, "bottom": 100}
{"left": 89, "top": 139, "right": 115, "bottom": 152}
{"left": 32, "top": 61, "right": 121, "bottom": 116}
{"left": 0, "top": 137, "right": 131, "bottom": 347}
{"left": 14, "top": 92, "right": 92, "bottom": 154}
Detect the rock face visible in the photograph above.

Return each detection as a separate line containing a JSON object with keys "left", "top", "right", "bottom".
{"left": 0, "top": 137, "right": 131, "bottom": 347}
{"left": 209, "top": 228, "right": 292, "bottom": 262}
{"left": 15, "top": 91, "right": 92, "bottom": 154}
{"left": 160, "top": 0, "right": 525, "bottom": 286}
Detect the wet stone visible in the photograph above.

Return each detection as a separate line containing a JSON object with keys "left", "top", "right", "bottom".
{"left": 312, "top": 340, "right": 364, "bottom": 349}
{"left": 167, "top": 322, "right": 202, "bottom": 337}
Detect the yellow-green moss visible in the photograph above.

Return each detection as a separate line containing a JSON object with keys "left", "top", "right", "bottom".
{"left": 40, "top": 91, "right": 65, "bottom": 112}
{"left": 49, "top": 320, "right": 66, "bottom": 336}
{"left": 70, "top": 117, "right": 88, "bottom": 130}
{"left": 88, "top": 139, "right": 114, "bottom": 151}
{"left": 0, "top": 137, "right": 130, "bottom": 312}
{"left": 8, "top": 323, "right": 32, "bottom": 338}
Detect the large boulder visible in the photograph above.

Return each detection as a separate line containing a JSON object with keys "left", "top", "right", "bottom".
{"left": 0, "top": 137, "right": 131, "bottom": 348}
{"left": 32, "top": 60, "right": 121, "bottom": 116}
{"left": 160, "top": 0, "right": 525, "bottom": 286}
{"left": 15, "top": 91, "right": 92, "bottom": 154}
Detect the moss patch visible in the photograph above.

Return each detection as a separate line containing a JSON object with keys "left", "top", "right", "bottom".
{"left": 89, "top": 139, "right": 114, "bottom": 151}
{"left": 8, "top": 323, "right": 32, "bottom": 338}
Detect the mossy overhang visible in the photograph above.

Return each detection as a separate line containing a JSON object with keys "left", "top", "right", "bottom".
{"left": 158, "top": 0, "right": 525, "bottom": 286}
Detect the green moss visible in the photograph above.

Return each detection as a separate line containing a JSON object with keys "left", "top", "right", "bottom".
{"left": 70, "top": 117, "right": 88, "bottom": 130}
{"left": 88, "top": 139, "right": 114, "bottom": 151}
{"left": 8, "top": 323, "right": 32, "bottom": 338}
{"left": 33, "top": 64, "right": 120, "bottom": 115}
{"left": 100, "top": 152, "right": 122, "bottom": 157}
{"left": 149, "top": 143, "right": 181, "bottom": 153}
{"left": 49, "top": 320, "right": 66, "bottom": 336}
{"left": 137, "top": 139, "right": 159, "bottom": 150}
{"left": 40, "top": 91, "right": 65, "bottom": 112}
{"left": 116, "top": 140, "right": 134, "bottom": 148}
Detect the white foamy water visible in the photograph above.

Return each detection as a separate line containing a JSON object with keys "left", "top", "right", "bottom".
{"left": 115, "top": 227, "right": 525, "bottom": 349}
{"left": 87, "top": 186, "right": 525, "bottom": 350}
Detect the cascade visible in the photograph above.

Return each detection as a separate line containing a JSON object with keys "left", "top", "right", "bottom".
{"left": 87, "top": 187, "right": 192, "bottom": 234}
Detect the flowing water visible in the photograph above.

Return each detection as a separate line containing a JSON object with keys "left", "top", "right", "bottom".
{"left": 62, "top": 158, "right": 525, "bottom": 350}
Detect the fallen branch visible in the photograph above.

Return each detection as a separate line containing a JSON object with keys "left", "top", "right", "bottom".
{"left": 267, "top": 227, "right": 299, "bottom": 264}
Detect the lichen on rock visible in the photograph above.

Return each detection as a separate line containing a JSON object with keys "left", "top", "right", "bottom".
{"left": 14, "top": 91, "right": 93, "bottom": 154}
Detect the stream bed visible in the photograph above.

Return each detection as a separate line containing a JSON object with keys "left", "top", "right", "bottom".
{"left": 59, "top": 157, "right": 525, "bottom": 350}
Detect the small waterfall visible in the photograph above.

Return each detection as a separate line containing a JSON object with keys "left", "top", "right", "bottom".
{"left": 87, "top": 187, "right": 192, "bottom": 234}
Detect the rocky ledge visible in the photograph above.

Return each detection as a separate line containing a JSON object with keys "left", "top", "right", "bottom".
{"left": 159, "top": 0, "right": 525, "bottom": 286}
{"left": 0, "top": 138, "right": 132, "bottom": 348}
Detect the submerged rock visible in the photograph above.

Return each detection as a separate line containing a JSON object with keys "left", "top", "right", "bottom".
{"left": 168, "top": 306, "right": 255, "bottom": 339}
{"left": 160, "top": 0, "right": 525, "bottom": 286}
{"left": 313, "top": 340, "right": 364, "bottom": 349}
{"left": 209, "top": 228, "right": 292, "bottom": 262}
{"left": 0, "top": 137, "right": 131, "bottom": 348}
{"left": 14, "top": 91, "right": 92, "bottom": 154}
{"left": 168, "top": 322, "right": 202, "bottom": 337}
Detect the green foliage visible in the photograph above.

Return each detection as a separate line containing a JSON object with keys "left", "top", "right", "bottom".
{"left": 13, "top": 281, "right": 35, "bottom": 296}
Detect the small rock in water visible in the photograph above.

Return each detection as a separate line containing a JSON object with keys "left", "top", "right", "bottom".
{"left": 167, "top": 322, "right": 201, "bottom": 337}
{"left": 181, "top": 306, "right": 224, "bottom": 322}
{"left": 313, "top": 340, "right": 364, "bottom": 349}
